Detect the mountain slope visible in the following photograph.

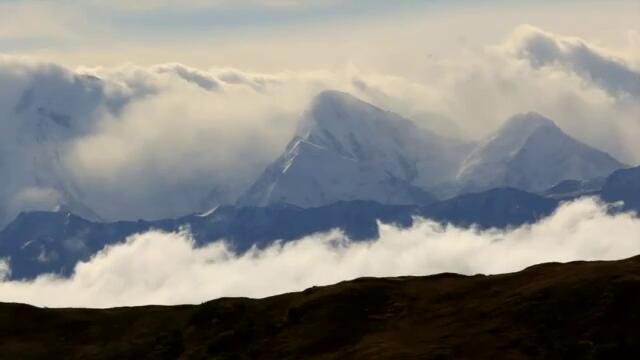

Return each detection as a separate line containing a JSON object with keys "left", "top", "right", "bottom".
{"left": 3, "top": 256, "right": 640, "bottom": 359}
{"left": 239, "top": 91, "right": 471, "bottom": 207}
{"left": 600, "top": 165, "right": 640, "bottom": 212}
{"left": 543, "top": 177, "right": 606, "bottom": 200}
{"left": 457, "top": 112, "right": 625, "bottom": 193}
{"left": 422, "top": 188, "right": 558, "bottom": 228}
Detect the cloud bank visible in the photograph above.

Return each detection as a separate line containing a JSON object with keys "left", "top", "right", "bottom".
{"left": 1, "top": 198, "right": 639, "bottom": 308}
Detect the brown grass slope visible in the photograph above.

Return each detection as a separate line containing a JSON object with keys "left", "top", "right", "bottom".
{"left": 2, "top": 256, "right": 640, "bottom": 359}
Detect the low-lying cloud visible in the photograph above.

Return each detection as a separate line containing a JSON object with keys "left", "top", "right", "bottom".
{"left": 1, "top": 198, "right": 639, "bottom": 308}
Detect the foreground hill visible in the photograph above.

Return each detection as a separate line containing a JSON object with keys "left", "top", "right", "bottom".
{"left": 2, "top": 256, "right": 640, "bottom": 359}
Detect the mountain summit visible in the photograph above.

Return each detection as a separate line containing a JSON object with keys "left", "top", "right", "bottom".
{"left": 456, "top": 112, "right": 625, "bottom": 192}
{"left": 239, "top": 91, "right": 470, "bottom": 207}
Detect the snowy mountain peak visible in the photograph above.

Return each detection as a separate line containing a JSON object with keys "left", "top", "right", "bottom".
{"left": 466, "top": 112, "right": 560, "bottom": 165}
{"left": 456, "top": 112, "right": 625, "bottom": 192}
{"left": 239, "top": 91, "right": 471, "bottom": 207}
{"left": 298, "top": 90, "right": 417, "bottom": 158}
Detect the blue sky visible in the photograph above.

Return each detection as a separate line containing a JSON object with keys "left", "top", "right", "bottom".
{"left": 0, "top": 0, "right": 445, "bottom": 44}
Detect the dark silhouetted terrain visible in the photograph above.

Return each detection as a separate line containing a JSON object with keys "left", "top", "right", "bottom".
{"left": 3, "top": 256, "right": 640, "bottom": 359}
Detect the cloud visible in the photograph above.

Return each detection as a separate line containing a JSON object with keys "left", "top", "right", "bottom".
{"left": 0, "top": 57, "right": 341, "bottom": 223}
{"left": 64, "top": 66, "right": 343, "bottom": 220}
{"left": 0, "top": 57, "right": 122, "bottom": 224}
{"left": 0, "top": 198, "right": 639, "bottom": 308}
{"left": 8, "top": 188, "right": 64, "bottom": 213}
{"left": 0, "top": 259, "right": 9, "bottom": 281}
{"left": 152, "top": 63, "right": 221, "bottom": 91}
{"left": 506, "top": 25, "right": 640, "bottom": 99}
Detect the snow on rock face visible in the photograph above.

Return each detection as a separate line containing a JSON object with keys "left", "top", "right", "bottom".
{"left": 239, "top": 136, "right": 434, "bottom": 207}
{"left": 239, "top": 91, "right": 470, "bottom": 207}
{"left": 456, "top": 112, "right": 626, "bottom": 193}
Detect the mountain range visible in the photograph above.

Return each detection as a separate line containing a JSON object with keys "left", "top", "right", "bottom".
{"left": 0, "top": 89, "right": 627, "bottom": 219}
{"left": 3, "top": 157, "right": 640, "bottom": 280}
{"left": 240, "top": 91, "right": 626, "bottom": 206}
{"left": 1, "top": 187, "right": 558, "bottom": 280}
{"left": 0, "top": 90, "right": 637, "bottom": 280}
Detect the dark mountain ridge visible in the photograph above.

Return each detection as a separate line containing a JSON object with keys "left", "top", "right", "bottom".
{"left": 0, "top": 188, "right": 556, "bottom": 280}
{"left": 3, "top": 164, "right": 640, "bottom": 281}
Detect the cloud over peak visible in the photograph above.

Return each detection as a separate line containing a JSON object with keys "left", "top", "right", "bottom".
{"left": 507, "top": 25, "right": 640, "bottom": 99}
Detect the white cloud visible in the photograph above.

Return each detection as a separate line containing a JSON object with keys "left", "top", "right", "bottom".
{"left": 505, "top": 25, "right": 640, "bottom": 99}
{"left": 0, "top": 198, "right": 639, "bottom": 308}
{"left": 9, "top": 187, "right": 63, "bottom": 213}
{"left": 64, "top": 66, "right": 342, "bottom": 220}
{"left": 0, "top": 259, "right": 9, "bottom": 281}
{"left": 152, "top": 63, "right": 221, "bottom": 91}
{"left": 0, "top": 57, "right": 340, "bottom": 223}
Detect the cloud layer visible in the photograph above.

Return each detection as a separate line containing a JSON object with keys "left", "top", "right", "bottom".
{"left": 1, "top": 198, "right": 639, "bottom": 308}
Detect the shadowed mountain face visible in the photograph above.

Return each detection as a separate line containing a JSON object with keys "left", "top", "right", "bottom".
{"left": 0, "top": 188, "right": 557, "bottom": 280}
{"left": 601, "top": 166, "right": 640, "bottom": 212}
{"left": 421, "top": 188, "right": 558, "bottom": 228}
{"left": 3, "top": 256, "right": 640, "bottom": 359}
{"left": 543, "top": 178, "right": 606, "bottom": 200}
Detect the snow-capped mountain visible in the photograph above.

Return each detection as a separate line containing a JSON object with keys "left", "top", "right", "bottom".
{"left": 0, "top": 66, "right": 233, "bottom": 226}
{"left": 239, "top": 91, "right": 472, "bottom": 207}
{"left": 0, "top": 74, "right": 106, "bottom": 227}
{"left": 456, "top": 112, "right": 626, "bottom": 193}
